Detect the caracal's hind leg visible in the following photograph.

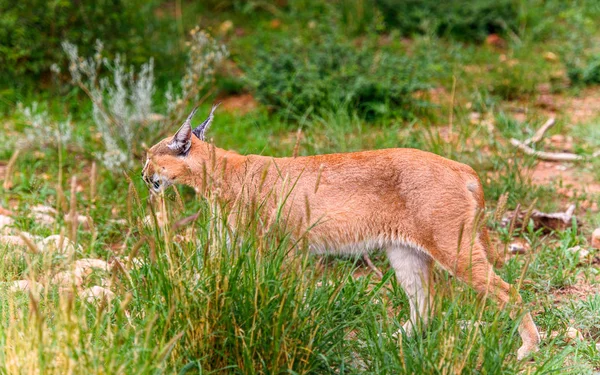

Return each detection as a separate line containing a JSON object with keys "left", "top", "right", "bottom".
{"left": 386, "top": 244, "right": 434, "bottom": 335}
{"left": 442, "top": 238, "right": 540, "bottom": 360}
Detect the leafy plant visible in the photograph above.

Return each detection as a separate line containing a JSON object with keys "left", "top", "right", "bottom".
{"left": 0, "top": 0, "right": 181, "bottom": 85}
{"left": 62, "top": 29, "right": 227, "bottom": 172}
{"left": 16, "top": 102, "right": 79, "bottom": 151}
{"left": 566, "top": 53, "right": 600, "bottom": 86}
{"left": 375, "top": 0, "right": 519, "bottom": 42}
{"left": 244, "top": 36, "right": 430, "bottom": 120}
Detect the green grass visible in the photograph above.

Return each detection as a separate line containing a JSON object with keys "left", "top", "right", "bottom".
{"left": 1, "top": 1, "right": 600, "bottom": 373}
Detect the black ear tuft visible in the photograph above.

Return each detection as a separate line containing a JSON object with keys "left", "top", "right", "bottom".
{"left": 192, "top": 103, "right": 220, "bottom": 141}
{"left": 168, "top": 108, "right": 196, "bottom": 154}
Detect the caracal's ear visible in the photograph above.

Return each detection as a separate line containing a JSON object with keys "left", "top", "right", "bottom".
{"left": 168, "top": 107, "right": 198, "bottom": 154}
{"left": 192, "top": 103, "right": 220, "bottom": 141}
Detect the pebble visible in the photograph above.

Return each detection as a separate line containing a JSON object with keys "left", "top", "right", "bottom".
{"left": 32, "top": 205, "right": 57, "bottom": 215}
{"left": 508, "top": 242, "right": 527, "bottom": 255}
{"left": 567, "top": 245, "right": 590, "bottom": 260}
{"left": 34, "top": 212, "right": 55, "bottom": 226}
{"left": 9, "top": 280, "right": 42, "bottom": 295}
{"left": 591, "top": 228, "right": 600, "bottom": 250}
{"left": 0, "top": 235, "right": 26, "bottom": 246}
{"left": 79, "top": 286, "right": 115, "bottom": 304}
{"left": 74, "top": 258, "right": 110, "bottom": 272}
{"left": 565, "top": 327, "right": 583, "bottom": 341}
{"left": 52, "top": 269, "right": 85, "bottom": 288}
{"left": 0, "top": 215, "right": 14, "bottom": 229}
{"left": 64, "top": 214, "right": 91, "bottom": 229}
{"left": 38, "top": 235, "right": 80, "bottom": 255}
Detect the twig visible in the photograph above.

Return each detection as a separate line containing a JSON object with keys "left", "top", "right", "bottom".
{"left": 511, "top": 117, "right": 599, "bottom": 161}
{"left": 362, "top": 253, "right": 384, "bottom": 279}
{"left": 526, "top": 117, "right": 555, "bottom": 145}
{"left": 510, "top": 138, "right": 599, "bottom": 161}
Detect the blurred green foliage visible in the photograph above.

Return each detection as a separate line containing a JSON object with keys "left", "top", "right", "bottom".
{"left": 244, "top": 36, "right": 430, "bottom": 119}
{"left": 375, "top": 0, "right": 519, "bottom": 42}
{"left": 567, "top": 54, "right": 600, "bottom": 86}
{"left": 0, "top": 0, "right": 184, "bottom": 87}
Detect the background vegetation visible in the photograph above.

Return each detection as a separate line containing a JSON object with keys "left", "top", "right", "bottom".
{"left": 1, "top": 0, "right": 599, "bottom": 374}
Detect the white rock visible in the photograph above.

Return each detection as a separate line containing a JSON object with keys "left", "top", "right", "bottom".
{"left": 74, "top": 258, "right": 110, "bottom": 272}
{"left": 0, "top": 235, "right": 26, "bottom": 246}
{"left": 567, "top": 245, "right": 590, "bottom": 260}
{"left": 0, "top": 232, "right": 40, "bottom": 247}
{"left": 52, "top": 269, "right": 85, "bottom": 288}
{"left": 592, "top": 228, "right": 600, "bottom": 250}
{"left": 64, "top": 214, "right": 91, "bottom": 229}
{"left": 0, "top": 215, "right": 14, "bottom": 229}
{"left": 9, "top": 280, "right": 42, "bottom": 294}
{"left": 508, "top": 243, "right": 527, "bottom": 255}
{"left": 32, "top": 205, "right": 57, "bottom": 215}
{"left": 565, "top": 327, "right": 583, "bottom": 341}
{"left": 37, "top": 235, "right": 80, "bottom": 255}
{"left": 79, "top": 286, "right": 115, "bottom": 303}
{"left": 34, "top": 212, "right": 55, "bottom": 226}
{"left": 108, "top": 219, "right": 127, "bottom": 226}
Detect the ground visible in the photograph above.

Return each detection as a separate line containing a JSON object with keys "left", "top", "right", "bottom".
{"left": 1, "top": 3, "right": 600, "bottom": 374}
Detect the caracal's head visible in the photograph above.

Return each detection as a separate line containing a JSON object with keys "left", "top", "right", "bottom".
{"left": 142, "top": 104, "right": 219, "bottom": 193}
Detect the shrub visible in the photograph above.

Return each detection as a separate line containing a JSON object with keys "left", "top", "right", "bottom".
{"left": 375, "top": 0, "right": 519, "bottom": 42}
{"left": 566, "top": 54, "right": 600, "bottom": 86}
{"left": 62, "top": 29, "right": 228, "bottom": 172}
{"left": 0, "top": 0, "right": 182, "bottom": 85}
{"left": 16, "top": 102, "right": 79, "bottom": 151}
{"left": 244, "top": 36, "right": 430, "bottom": 120}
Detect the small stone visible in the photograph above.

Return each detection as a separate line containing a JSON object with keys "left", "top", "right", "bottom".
{"left": 52, "top": 270, "right": 85, "bottom": 288}
{"left": 74, "top": 258, "right": 110, "bottom": 272}
{"left": 0, "top": 215, "right": 14, "bottom": 229}
{"left": 108, "top": 219, "right": 127, "bottom": 226}
{"left": 34, "top": 212, "right": 55, "bottom": 226}
{"left": 591, "top": 228, "right": 600, "bottom": 250}
{"left": 565, "top": 327, "right": 583, "bottom": 341}
{"left": 567, "top": 245, "right": 590, "bottom": 261}
{"left": 508, "top": 242, "right": 527, "bottom": 255}
{"left": 544, "top": 52, "right": 559, "bottom": 62}
{"left": 9, "top": 280, "right": 42, "bottom": 294}
{"left": 37, "top": 235, "right": 80, "bottom": 255}
{"left": 32, "top": 205, "right": 57, "bottom": 215}
{"left": 0, "top": 235, "right": 26, "bottom": 246}
{"left": 79, "top": 286, "right": 115, "bottom": 304}
{"left": 219, "top": 20, "right": 233, "bottom": 34}
{"left": 64, "top": 214, "right": 90, "bottom": 229}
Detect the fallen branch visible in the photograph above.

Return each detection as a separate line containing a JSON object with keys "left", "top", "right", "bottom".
{"left": 526, "top": 117, "right": 555, "bottom": 145}
{"left": 510, "top": 117, "right": 600, "bottom": 161}
{"left": 509, "top": 138, "right": 600, "bottom": 161}
{"left": 502, "top": 204, "right": 577, "bottom": 231}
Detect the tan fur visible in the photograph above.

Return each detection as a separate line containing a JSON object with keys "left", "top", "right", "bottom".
{"left": 143, "top": 129, "right": 540, "bottom": 360}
